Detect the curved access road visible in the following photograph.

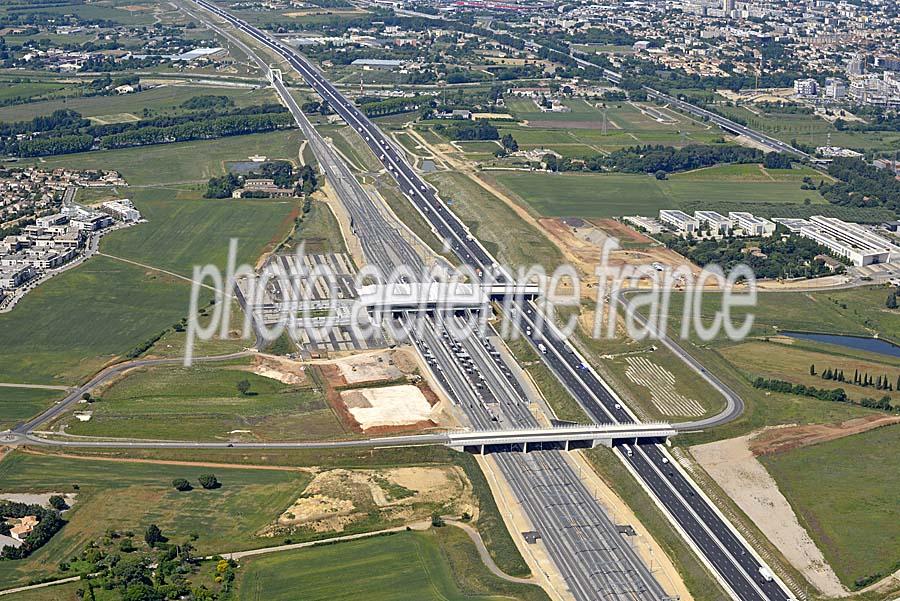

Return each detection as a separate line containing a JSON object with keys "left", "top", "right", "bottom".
{"left": 613, "top": 289, "right": 744, "bottom": 431}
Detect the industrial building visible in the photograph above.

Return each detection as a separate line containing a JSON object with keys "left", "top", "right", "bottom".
{"left": 694, "top": 210, "right": 732, "bottom": 234}
{"left": 774, "top": 216, "right": 900, "bottom": 266}
{"left": 729, "top": 212, "right": 776, "bottom": 237}
{"left": 623, "top": 215, "right": 663, "bottom": 234}
{"left": 659, "top": 209, "right": 699, "bottom": 234}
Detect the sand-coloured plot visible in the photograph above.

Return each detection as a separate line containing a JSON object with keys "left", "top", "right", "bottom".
{"left": 340, "top": 384, "right": 436, "bottom": 431}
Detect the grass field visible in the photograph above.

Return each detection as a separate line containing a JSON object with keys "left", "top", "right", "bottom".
{"left": 657, "top": 286, "right": 897, "bottom": 444}
{"left": 426, "top": 172, "right": 563, "bottom": 270}
{"left": 719, "top": 339, "right": 899, "bottom": 403}
{"left": 100, "top": 188, "right": 295, "bottom": 275}
{"left": 492, "top": 172, "right": 670, "bottom": 218}
{"left": 235, "top": 528, "right": 549, "bottom": 601}
{"left": 0, "top": 131, "right": 304, "bottom": 385}
{"left": 761, "top": 424, "right": 900, "bottom": 588}
{"left": 0, "top": 81, "right": 66, "bottom": 103}
{"left": 0, "top": 388, "right": 62, "bottom": 431}
{"left": 0, "top": 451, "right": 312, "bottom": 589}
{"left": 0, "top": 256, "right": 199, "bottom": 385}
{"left": 0, "top": 84, "right": 276, "bottom": 122}
{"left": 64, "top": 362, "right": 344, "bottom": 441}
{"left": 713, "top": 104, "right": 900, "bottom": 153}
{"left": 491, "top": 164, "right": 825, "bottom": 218}
{"left": 27, "top": 129, "right": 304, "bottom": 186}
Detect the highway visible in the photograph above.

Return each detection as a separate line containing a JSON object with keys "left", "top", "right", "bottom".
{"left": 193, "top": 3, "right": 795, "bottom": 599}
{"left": 407, "top": 312, "right": 667, "bottom": 600}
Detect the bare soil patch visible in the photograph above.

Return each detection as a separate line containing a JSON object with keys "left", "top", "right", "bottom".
{"left": 750, "top": 415, "right": 900, "bottom": 456}
{"left": 340, "top": 384, "right": 438, "bottom": 432}
{"left": 331, "top": 348, "right": 416, "bottom": 384}
{"left": 264, "top": 466, "right": 473, "bottom": 535}
{"left": 244, "top": 354, "right": 309, "bottom": 385}
{"left": 692, "top": 433, "right": 847, "bottom": 596}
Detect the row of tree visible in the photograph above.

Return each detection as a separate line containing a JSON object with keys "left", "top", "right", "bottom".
{"left": 813, "top": 364, "right": 899, "bottom": 390}
{"left": 752, "top": 376, "right": 897, "bottom": 412}
{"left": 540, "top": 143, "right": 794, "bottom": 175}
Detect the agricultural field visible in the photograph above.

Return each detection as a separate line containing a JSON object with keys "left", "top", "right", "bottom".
{"left": 713, "top": 103, "right": 900, "bottom": 153}
{"left": 491, "top": 163, "right": 825, "bottom": 219}
{"left": 719, "top": 339, "right": 899, "bottom": 403}
{"left": 0, "top": 255, "right": 199, "bottom": 385}
{"left": 760, "top": 424, "right": 900, "bottom": 588}
{"left": 0, "top": 84, "right": 276, "bottom": 123}
{"left": 0, "top": 130, "right": 305, "bottom": 386}
{"left": 498, "top": 99, "right": 722, "bottom": 155}
{"left": 62, "top": 361, "right": 344, "bottom": 441}
{"left": 25, "top": 129, "right": 304, "bottom": 186}
{"left": 0, "top": 388, "right": 62, "bottom": 431}
{"left": 234, "top": 528, "right": 550, "bottom": 601}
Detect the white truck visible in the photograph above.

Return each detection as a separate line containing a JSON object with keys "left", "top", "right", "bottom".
{"left": 758, "top": 567, "right": 774, "bottom": 582}
{"left": 538, "top": 343, "right": 547, "bottom": 354}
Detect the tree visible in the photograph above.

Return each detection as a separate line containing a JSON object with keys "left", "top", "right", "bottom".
{"left": 887, "top": 292, "right": 898, "bottom": 310}
{"left": 81, "top": 392, "right": 92, "bottom": 402}
{"left": 654, "top": 169, "right": 668, "bottom": 180}
{"left": 48, "top": 495, "right": 68, "bottom": 511}
{"left": 236, "top": 379, "right": 251, "bottom": 396}
{"left": 144, "top": 524, "right": 165, "bottom": 547}
{"left": 198, "top": 474, "right": 219, "bottom": 490}
{"left": 809, "top": 364, "right": 816, "bottom": 375}
{"left": 172, "top": 478, "right": 192, "bottom": 492}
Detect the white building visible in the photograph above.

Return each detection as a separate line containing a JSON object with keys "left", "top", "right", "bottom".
{"left": 798, "top": 216, "right": 899, "bottom": 266}
{"left": 729, "top": 212, "right": 776, "bottom": 237}
{"left": 694, "top": 210, "right": 732, "bottom": 234}
{"left": 659, "top": 209, "right": 699, "bottom": 234}
{"left": 0, "top": 265, "right": 36, "bottom": 290}
{"left": 100, "top": 199, "right": 141, "bottom": 222}
{"left": 794, "top": 78, "right": 818, "bottom": 97}
{"left": 623, "top": 215, "right": 663, "bottom": 234}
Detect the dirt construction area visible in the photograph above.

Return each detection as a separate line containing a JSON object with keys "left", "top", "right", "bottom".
{"left": 690, "top": 416, "right": 899, "bottom": 597}
{"left": 262, "top": 466, "right": 475, "bottom": 536}
{"left": 330, "top": 348, "right": 417, "bottom": 384}
{"left": 340, "top": 385, "right": 437, "bottom": 431}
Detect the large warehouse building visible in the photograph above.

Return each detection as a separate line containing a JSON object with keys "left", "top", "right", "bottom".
{"left": 775, "top": 216, "right": 900, "bottom": 266}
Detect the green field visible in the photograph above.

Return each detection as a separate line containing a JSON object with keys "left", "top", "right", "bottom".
{"left": 426, "top": 172, "right": 563, "bottom": 270}
{"left": 491, "top": 163, "right": 827, "bottom": 218}
{"left": 0, "top": 388, "right": 62, "bottom": 430}
{"left": 65, "top": 362, "right": 344, "bottom": 441}
{"left": 761, "top": 424, "right": 900, "bottom": 588}
{"left": 719, "top": 339, "right": 899, "bottom": 403}
{"left": 0, "top": 451, "right": 312, "bottom": 589}
{"left": 660, "top": 286, "right": 898, "bottom": 444}
{"left": 0, "top": 131, "right": 303, "bottom": 385}
{"left": 713, "top": 104, "right": 900, "bottom": 153}
{"left": 0, "top": 256, "right": 198, "bottom": 385}
{"left": 0, "top": 84, "right": 276, "bottom": 122}
{"left": 101, "top": 189, "right": 295, "bottom": 275}
{"left": 26, "top": 129, "right": 304, "bottom": 186}
{"left": 235, "top": 528, "right": 549, "bottom": 601}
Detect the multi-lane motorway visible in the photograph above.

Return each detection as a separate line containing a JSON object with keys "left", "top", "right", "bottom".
{"left": 190, "top": 2, "right": 795, "bottom": 599}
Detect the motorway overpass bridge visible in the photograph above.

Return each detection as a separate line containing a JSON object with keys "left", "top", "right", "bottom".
{"left": 356, "top": 282, "right": 542, "bottom": 313}
{"left": 448, "top": 423, "right": 677, "bottom": 454}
